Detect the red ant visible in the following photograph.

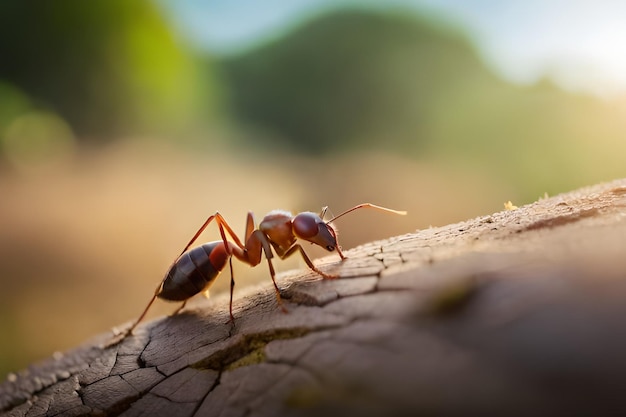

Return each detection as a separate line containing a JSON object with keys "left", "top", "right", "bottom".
{"left": 123, "top": 203, "right": 406, "bottom": 336}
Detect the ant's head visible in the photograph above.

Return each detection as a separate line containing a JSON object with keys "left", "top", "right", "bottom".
{"left": 292, "top": 212, "right": 338, "bottom": 252}
{"left": 291, "top": 204, "right": 405, "bottom": 258}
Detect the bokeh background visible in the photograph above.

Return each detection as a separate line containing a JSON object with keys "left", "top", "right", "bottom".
{"left": 1, "top": 0, "right": 626, "bottom": 379}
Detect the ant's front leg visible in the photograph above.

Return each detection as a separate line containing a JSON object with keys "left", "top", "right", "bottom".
{"left": 281, "top": 244, "right": 339, "bottom": 280}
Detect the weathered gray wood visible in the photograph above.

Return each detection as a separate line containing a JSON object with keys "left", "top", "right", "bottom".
{"left": 3, "top": 179, "right": 626, "bottom": 416}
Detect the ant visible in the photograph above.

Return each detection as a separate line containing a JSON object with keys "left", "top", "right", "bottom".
{"left": 122, "top": 203, "right": 406, "bottom": 337}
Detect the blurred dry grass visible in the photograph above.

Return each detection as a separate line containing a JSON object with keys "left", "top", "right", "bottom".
{"left": 0, "top": 141, "right": 514, "bottom": 378}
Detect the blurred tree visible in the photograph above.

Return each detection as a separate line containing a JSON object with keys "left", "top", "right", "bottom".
{"left": 220, "top": 8, "right": 499, "bottom": 154}
{"left": 0, "top": 0, "right": 214, "bottom": 141}
{"left": 219, "top": 7, "right": 626, "bottom": 200}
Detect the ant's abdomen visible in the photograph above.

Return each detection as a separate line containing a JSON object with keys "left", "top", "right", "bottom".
{"left": 159, "top": 241, "right": 227, "bottom": 301}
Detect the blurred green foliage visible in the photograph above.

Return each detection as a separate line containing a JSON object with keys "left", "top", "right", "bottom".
{"left": 219, "top": 9, "right": 626, "bottom": 197}
{"left": 220, "top": 9, "right": 497, "bottom": 154}
{"left": 0, "top": 0, "right": 214, "bottom": 140}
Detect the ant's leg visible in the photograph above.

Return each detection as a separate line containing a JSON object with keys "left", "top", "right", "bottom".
{"left": 238, "top": 230, "right": 287, "bottom": 312}
{"left": 263, "top": 255, "right": 288, "bottom": 312}
{"left": 216, "top": 218, "right": 283, "bottom": 326}
{"left": 179, "top": 211, "right": 250, "bottom": 257}
{"left": 123, "top": 279, "right": 164, "bottom": 337}
{"left": 121, "top": 212, "right": 243, "bottom": 341}
{"left": 172, "top": 300, "right": 188, "bottom": 315}
{"left": 212, "top": 222, "right": 238, "bottom": 323}
{"left": 214, "top": 213, "right": 246, "bottom": 249}
{"left": 244, "top": 212, "right": 256, "bottom": 241}
{"left": 228, "top": 257, "right": 235, "bottom": 323}
{"left": 169, "top": 219, "right": 231, "bottom": 318}
{"left": 125, "top": 214, "right": 219, "bottom": 336}
{"left": 256, "top": 234, "right": 287, "bottom": 311}
{"left": 179, "top": 214, "right": 219, "bottom": 255}
{"left": 182, "top": 211, "right": 247, "bottom": 255}
{"left": 123, "top": 293, "right": 157, "bottom": 337}
{"left": 281, "top": 244, "right": 339, "bottom": 279}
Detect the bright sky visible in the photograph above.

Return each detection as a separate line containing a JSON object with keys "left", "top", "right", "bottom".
{"left": 158, "top": 0, "right": 626, "bottom": 98}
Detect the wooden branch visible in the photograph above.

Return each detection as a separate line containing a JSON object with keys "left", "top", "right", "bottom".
{"left": 3, "top": 179, "right": 626, "bottom": 416}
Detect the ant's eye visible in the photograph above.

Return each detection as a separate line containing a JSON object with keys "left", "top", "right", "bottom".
{"left": 326, "top": 245, "right": 335, "bottom": 251}
{"left": 292, "top": 212, "right": 319, "bottom": 238}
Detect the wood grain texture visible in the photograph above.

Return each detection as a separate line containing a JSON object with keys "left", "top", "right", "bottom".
{"left": 3, "top": 179, "right": 626, "bottom": 416}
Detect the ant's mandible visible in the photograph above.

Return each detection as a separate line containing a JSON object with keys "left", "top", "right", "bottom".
{"left": 123, "top": 203, "right": 406, "bottom": 336}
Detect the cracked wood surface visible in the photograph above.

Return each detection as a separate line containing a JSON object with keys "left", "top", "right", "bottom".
{"left": 3, "top": 179, "right": 626, "bottom": 416}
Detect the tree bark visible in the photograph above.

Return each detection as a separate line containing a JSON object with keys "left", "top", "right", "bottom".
{"left": 3, "top": 179, "right": 626, "bottom": 417}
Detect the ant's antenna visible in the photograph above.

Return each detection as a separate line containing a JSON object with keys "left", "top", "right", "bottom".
{"left": 326, "top": 203, "right": 407, "bottom": 224}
